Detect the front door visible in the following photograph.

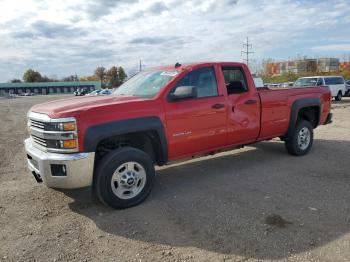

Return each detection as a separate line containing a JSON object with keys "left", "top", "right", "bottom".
{"left": 165, "top": 66, "right": 227, "bottom": 160}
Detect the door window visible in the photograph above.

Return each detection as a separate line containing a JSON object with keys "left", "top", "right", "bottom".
{"left": 324, "top": 77, "right": 343, "bottom": 85}
{"left": 336, "top": 77, "right": 344, "bottom": 84}
{"left": 222, "top": 67, "right": 248, "bottom": 94}
{"left": 317, "top": 78, "right": 324, "bottom": 86}
{"left": 174, "top": 67, "right": 218, "bottom": 98}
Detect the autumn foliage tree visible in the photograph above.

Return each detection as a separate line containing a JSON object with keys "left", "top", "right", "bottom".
{"left": 106, "top": 66, "right": 119, "bottom": 88}
{"left": 105, "top": 66, "right": 128, "bottom": 88}
{"left": 94, "top": 66, "right": 106, "bottom": 86}
{"left": 340, "top": 64, "right": 350, "bottom": 80}
{"left": 23, "top": 69, "right": 42, "bottom": 82}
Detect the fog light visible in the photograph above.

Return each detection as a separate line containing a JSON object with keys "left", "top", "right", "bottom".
{"left": 51, "top": 164, "right": 67, "bottom": 177}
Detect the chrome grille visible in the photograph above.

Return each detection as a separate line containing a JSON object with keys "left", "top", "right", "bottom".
{"left": 30, "top": 119, "right": 45, "bottom": 130}
{"left": 32, "top": 135, "right": 47, "bottom": 147}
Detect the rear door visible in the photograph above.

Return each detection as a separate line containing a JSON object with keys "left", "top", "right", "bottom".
{"left": 164, "top": 66, "right": 227, "bottom": 159}
{"left": 220, "top": 66, "right": 261, "bottom": 145}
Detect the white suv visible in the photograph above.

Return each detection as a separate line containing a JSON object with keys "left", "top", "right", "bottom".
{"left": 346, "top": 80, "right": 350, "bottom": 96}
{"left": 294, "top": 76, "right": 346, "bottom": 101}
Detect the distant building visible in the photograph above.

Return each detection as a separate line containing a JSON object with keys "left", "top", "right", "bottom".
{"left": 318, "top": 58, "right": 339, "bottom": 72}
{"left": 265, "top": 58, "right": 343, "bottom": 76}
{"left": 279, "top": 61, "right": 297, "bottom": 74}
{"left": 265, "top": 62, "right": 280, "bottom": 75}
{"left": 0, "top": 81, "right": 101, "bottom": 95}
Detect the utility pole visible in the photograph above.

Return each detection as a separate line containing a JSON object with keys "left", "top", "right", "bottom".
{"left": 139, "top": 59, "right": 147, "bottom": 72}
{"left": 241, "top": 37, "right": 254, "bottom": 67}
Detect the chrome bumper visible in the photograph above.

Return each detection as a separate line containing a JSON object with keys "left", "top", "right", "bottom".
{"left": 24, "top": 138, "right": 95, "bottom": 189}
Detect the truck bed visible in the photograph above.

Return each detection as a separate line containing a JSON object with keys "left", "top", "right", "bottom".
{"left": 257, "top": 86, "right": 331, "bottom": 140}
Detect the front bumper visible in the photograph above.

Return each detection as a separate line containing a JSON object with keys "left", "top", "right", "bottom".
{"left": 24, "top": 138, "right": 95, "bottom": 189}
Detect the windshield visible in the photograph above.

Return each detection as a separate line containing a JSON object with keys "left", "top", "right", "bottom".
{"left": 114, "top": 70, "right": 179, "bottom": 98}
{"left": 294, "top": 78, "right": 318, "bottom": 87}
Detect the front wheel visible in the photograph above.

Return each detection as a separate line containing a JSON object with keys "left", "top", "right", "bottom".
{"left": 285, "top": 120, "right": 313, "bottom": 156}
{"left": 335, "top": 91, "right": 342, "bottom": 101}
{"left": 94, "top": 147, "right": 155, "bottom": 209}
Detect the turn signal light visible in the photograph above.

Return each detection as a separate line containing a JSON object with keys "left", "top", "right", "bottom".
{"left": 62, "top": 139, "right": 77, "bottom": 149}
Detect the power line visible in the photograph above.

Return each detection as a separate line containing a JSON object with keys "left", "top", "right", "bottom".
{"left": 241, "top": 37, "right": 254, "bottom": 67}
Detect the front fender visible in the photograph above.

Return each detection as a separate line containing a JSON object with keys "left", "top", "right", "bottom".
{"left": 83, "top": 116, "right": 168, "bottom": 164}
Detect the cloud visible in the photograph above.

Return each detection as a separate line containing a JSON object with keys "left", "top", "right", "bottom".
{"left": 30, "top": 20, "right": 87, "bottom": 39}
{"left": 311, "top": 44, "right": 350, "bottom": 52}
{"left": 12, "top": 31, "right": 35, "bottom": 39}
{"left": 129, "top": 36, "right": 181, "bottom": 45}
{"left": 0, "top": 0, "right": 350, "bottom": 82}
{"left": 84, "top": 0, "right": 139, "bottom": 19}
{"left": 147, "top": 2, "right": 168, "bottom": 14}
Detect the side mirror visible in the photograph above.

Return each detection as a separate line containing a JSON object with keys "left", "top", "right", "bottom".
{"left": 169, "top": 86, "right": 197, "bottom": 101}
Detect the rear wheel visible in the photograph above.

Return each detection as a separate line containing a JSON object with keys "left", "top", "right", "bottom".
{"left": 285, "top": 120, "right": 313, "bottom": 156}
{"left": 335, "top": 91, "right": 342, "bottom": 101}
{"left": 94, "top": 147, "right": 155, "bottom": 209}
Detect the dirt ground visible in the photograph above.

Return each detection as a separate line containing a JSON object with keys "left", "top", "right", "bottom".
{"left": 0, "top": 95, "right": 349, "bottom": 262}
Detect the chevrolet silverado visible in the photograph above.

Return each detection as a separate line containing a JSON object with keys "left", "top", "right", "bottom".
{"left": 25, "top": 62, "right": 332, "bottom": 209}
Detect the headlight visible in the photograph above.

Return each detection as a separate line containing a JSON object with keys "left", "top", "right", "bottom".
{"left": 45, "top": 121, "right": 76, "bottom": 131}
{"left": 28, "top": 112, "right": 79, "bottom": 153}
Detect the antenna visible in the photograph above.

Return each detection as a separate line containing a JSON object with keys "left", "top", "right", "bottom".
{"left": 241, "top": 37, "right": 254, "bottom": 67}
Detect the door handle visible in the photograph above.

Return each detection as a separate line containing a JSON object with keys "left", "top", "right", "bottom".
{"left": 244, "top": 99, "right": 257, "bottom": 105}
{"left": 211, "top": 103, "right": 225, "bottom": 109}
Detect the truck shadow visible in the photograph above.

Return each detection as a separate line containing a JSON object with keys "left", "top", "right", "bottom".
{"left": 62, "top": 139, "right": 350, "bottom": 260}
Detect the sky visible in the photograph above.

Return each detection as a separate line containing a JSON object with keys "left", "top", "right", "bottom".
{"left": 0, "top": 0, "right": 349, "bottom": 82}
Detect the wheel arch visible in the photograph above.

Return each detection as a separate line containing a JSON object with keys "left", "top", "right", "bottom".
{"left": 84, "top": 116, "right": 168, "bottom": 166}
{"left": 283, "top": 98, "right": 321, "bottom": 141}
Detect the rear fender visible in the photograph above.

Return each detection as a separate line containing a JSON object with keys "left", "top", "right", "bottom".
{"left": 283, "top": 98, "right": 321, "bottom": 141}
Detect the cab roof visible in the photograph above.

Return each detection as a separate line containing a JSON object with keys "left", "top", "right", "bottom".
{"left": 149, "top": 62, "right": 246, "bottom": 71}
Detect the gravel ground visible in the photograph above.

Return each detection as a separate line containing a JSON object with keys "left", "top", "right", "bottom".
{"left": 0, "top": 95, "right": 349, "bottom": 262}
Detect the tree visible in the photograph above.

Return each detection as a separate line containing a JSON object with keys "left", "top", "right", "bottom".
{"left": 40, "top": 75, "right": 53, "bottom": 82}
{"left": 80, "top": 75, "right": 99, "bottom": 81}
{"left": 340, "top": 64, "right": 350, "bottom": 80}
{"left": 10, "top": 79, "right": 22, "bottom": 83}
{"left": 94, "top": 66, "right": 106, "bottom": 86}
{"left": 118, "top": 66, "right": 127, "bottom": 83}
{"left": 63, "top": 75, "right": 79, "bottom": 82}
{"left": 23, "top": 69, "right": 42, "bottom": 82}
{"left": 106, "top": 66, "right": 119, "bottom": 88}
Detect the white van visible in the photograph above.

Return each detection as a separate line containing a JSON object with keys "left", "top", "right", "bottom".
{"left": 294, "top": 76, "right": 346, "bottom": 101}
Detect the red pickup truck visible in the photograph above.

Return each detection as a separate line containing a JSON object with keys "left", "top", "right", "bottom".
{"left": 25, "top": 62, "right": 332, "bottom": 208}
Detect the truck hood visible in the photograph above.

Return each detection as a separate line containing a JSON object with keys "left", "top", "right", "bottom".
{"left": 30, "top": 95, "right": 145, "bottom": 118}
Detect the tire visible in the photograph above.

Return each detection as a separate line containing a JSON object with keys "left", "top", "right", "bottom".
{"left": 94, "top": 147, "right": 155, "bottom": 209}
{"left": 335, "top": 91, "right": 342, "bottom": 101}
{"left": 285, "top": 120, "right": 313, "bottom": 156}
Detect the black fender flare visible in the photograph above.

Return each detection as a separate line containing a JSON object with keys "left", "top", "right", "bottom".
{"left": 84, "top": 116, "right": 168, "bottom": 165}
{"left": 284, "top": 98, "right": 321, "bottom": 140}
